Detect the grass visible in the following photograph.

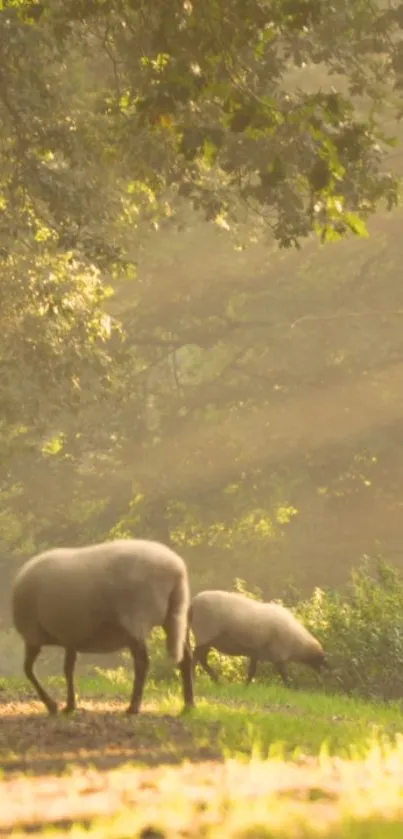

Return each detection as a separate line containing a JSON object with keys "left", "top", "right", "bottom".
{"left": 1, "top": 669, "right": 403, "bottom": 836}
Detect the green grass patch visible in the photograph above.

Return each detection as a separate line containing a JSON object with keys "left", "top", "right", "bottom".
{"left": 177, "top": 677, "right": 403, "bottom": 759}
{"left": 4, "top": 668, "right": 403, "bottom": 761}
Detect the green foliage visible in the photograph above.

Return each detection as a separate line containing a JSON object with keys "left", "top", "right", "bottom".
{"left": 296, "top": 557, "right": 403, "bottom": 701}
{"left": 2, "top": 0, "right": 403, "bottom": 636}
{"left": 1, "top": 0, "right": 402, "bottom": 251}
{"left": 233, "top": 577, "right": 263, "bottom": 600}
{"left": 1, "top": 249, "right": 115, "bottom": 429}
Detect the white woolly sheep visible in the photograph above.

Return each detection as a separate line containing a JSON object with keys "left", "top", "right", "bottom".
{"left": 190, "top": 590, "right": 327, "bottom": 686}
{"left": 12, "top": 539, "right": 194, "bottom": 715}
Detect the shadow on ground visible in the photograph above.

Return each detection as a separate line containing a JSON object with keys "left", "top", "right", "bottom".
{"left": 0, "top": 699, "right": 221, "bottom": 776}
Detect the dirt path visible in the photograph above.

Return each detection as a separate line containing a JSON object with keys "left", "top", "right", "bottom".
{"left": 0, "top": 699, "right": 220, "bottom": 777}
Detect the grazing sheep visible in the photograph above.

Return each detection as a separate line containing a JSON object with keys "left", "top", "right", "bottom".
{"left": 12, "top": 539, "right": 194, "bottom": 715}
{"left": 190, "top": 590, "right": 327, "bottom": 686}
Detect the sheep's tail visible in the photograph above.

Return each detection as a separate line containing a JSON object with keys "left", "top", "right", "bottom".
{"left": 165, "top": 571, "right": 190, "bottom": 663}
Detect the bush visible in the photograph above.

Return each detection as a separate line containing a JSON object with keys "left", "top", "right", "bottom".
{"left": 295, "top": 556, "right": 403, "bottom": 700}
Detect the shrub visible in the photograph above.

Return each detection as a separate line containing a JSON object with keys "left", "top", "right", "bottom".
{"left": 295, "top": 556, "right": 403, "bottom": 700}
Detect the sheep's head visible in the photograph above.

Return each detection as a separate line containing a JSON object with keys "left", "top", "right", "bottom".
{"left": 304, "top": 642, "right": 329, "bottom": 673}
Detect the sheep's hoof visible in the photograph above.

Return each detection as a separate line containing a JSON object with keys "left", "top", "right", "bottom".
{"left": 181, "top": 703, "right": 195, "bottom": 716}
{"left": 47, "top": 701, "right": 58, "bottom": 716}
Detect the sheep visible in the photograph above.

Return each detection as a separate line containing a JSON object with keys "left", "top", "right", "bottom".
{"left": 190, "top": 590, "right": 327, "bottom": 687}
{"left": 11, "top": 538, "right": 194, "bottom": 715}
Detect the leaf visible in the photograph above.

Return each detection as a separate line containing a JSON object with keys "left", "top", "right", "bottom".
{"left": 345, "top": 213, "right": 369, "bottom": 238}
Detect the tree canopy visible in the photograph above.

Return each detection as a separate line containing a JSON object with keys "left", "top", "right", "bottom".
{"left": 2, "top": 0, "right": 403, "bottom": 251}
{"left": 1, "top": 0, "right": 403, "bottom": 621}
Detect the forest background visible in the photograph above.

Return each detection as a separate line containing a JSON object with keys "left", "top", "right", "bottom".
{"left": 2, "top": 0, "right": 403, "bottom": 636}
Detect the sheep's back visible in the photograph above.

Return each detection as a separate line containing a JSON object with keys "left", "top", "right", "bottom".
{"left": 12, "top": 551, "right": 112, "bottom": 646}
{"left": 191, "top": 592, "right": 321, "bottom": 663}
{"left": 191, "top": 590, "right": 271, "bottom": 651}
{"left": 105, "top": 545, "right": 186, "bottom": 641}
{"left": 12, "top": 539, "right": 187, "bottom": 648}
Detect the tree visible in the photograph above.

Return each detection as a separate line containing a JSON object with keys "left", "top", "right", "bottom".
{"left": 2, "top": 0, "right": 403, "bottom": 620}
{"left": 2, "top": 0, "right": 402, "bottom": 251}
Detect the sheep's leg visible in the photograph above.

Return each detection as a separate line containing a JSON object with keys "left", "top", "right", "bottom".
{"left": 191, "top": 646, "right": 199, "bottom": 677}
{"left": 24, "top": 643, "right": 58, "bottom": 715}
{"left": 246, "top": 657, "right": 258, "bottom": 685}
{"left": 63, "top": 648, "right": 77, "bottom": 714}
{"left": 194, "top": 645, "right": 219, "bottom": 683}
{"left": 276, "top": 662, "right": 290, "bottom": 687}
{"left": 178, "top": 636, "right": 194, "bottom": 712}
{"left": 126, "top": 640, "right": 149, "bottom": 714}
